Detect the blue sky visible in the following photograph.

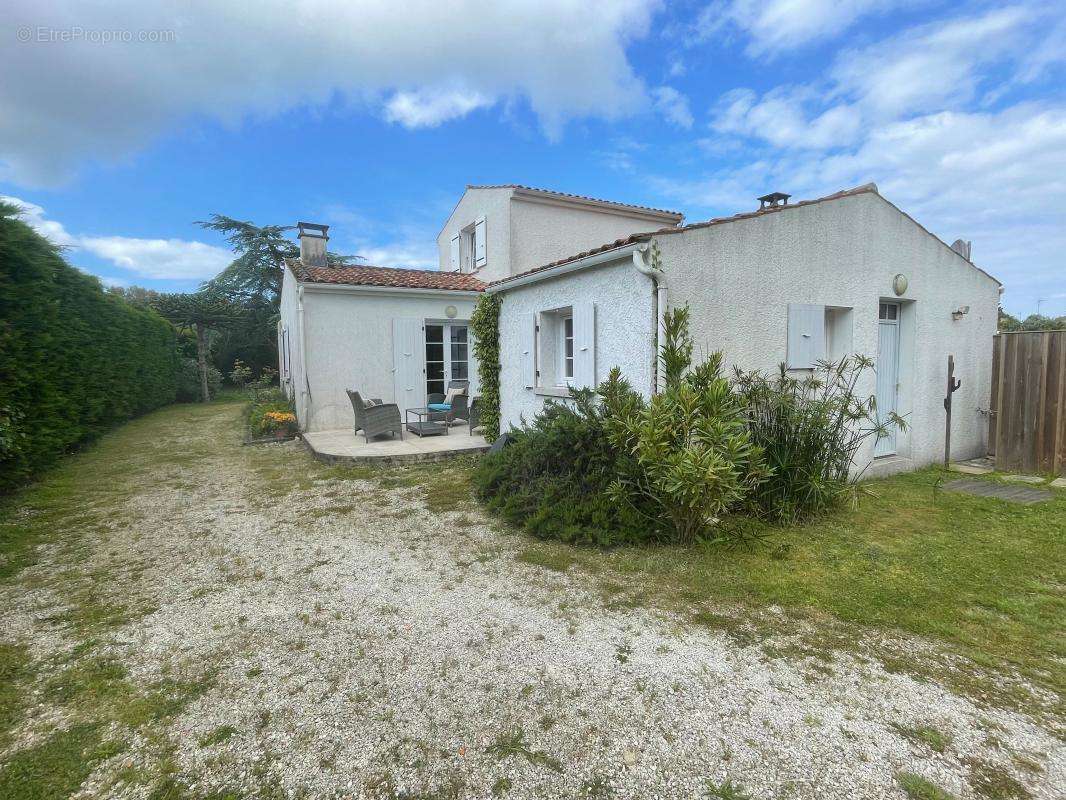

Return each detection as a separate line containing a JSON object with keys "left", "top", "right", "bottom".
{"left": 2, "top": 0, "right": 1064, "bottom": 316}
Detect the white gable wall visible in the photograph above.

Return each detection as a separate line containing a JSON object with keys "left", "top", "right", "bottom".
{"left": 507, "top": 197, "right": 671, "bottom": 276}
{"left": 437, "top": 188, "right": 513, "bottom": 284}
{"left": 277, "top": 266, "right": 308, "bottom": 423}
{"left": 656, "top": 191, "right": 1000, "bottom": 474}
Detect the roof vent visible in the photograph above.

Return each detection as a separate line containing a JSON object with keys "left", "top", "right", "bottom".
{"left": 757, "top": 192, "right": 791, "bottom": 209}
{"left": 950, "top": 239, "right": 972, "bottom": 261}
{"left": 297, "top": 221, "right": 329, "bottom": 267}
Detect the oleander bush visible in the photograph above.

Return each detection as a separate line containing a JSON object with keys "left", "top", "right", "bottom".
{"left": 0, "top": 201, "right": 178, "bottom": 492}
{"left": 733, "top": 358, "right": 906, "bottom": 522}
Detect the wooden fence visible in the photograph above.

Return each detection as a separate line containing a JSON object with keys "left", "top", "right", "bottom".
{"left": 990, "top": 330, "right": 1066, "bottom": 475}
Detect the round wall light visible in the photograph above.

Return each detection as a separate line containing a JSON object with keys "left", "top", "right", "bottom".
{"left": 445, "top": 305, "right": 458, "bottom": 319}
{"left": 892, "top": 274, "right": 909, "bottom": 296}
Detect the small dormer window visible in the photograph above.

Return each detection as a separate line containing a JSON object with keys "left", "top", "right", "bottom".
{"left": 450, "top": 216, "right": 487, "bottom": 273}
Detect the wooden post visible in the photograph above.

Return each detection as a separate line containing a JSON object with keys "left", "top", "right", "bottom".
{"left": 944, "top": 355, "right": 961, "bottom": 466}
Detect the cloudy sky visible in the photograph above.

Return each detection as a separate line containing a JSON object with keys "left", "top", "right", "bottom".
{"left": 2, "top": 0, "right": 1063, "bottom": 315}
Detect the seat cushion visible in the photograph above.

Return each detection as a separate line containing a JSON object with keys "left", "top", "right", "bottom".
{"left": 427, "top": 403, "right": 451, "bottom": 412}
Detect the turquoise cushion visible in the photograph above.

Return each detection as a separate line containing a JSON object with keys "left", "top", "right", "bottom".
{"left": 428, "top": 403, "right": 451, "bottom": 411}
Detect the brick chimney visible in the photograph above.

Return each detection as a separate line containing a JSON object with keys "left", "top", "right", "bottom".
{"left": 297, "top": 221, "right": 329, "bottom": 267}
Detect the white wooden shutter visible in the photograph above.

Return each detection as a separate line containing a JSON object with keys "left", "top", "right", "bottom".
{"left": 573, "top": 302, "right": 596, "bottom": 389}
{"left": 449, "top": 233, "right": 460, "bottom": 272}
{"left": 786, "top": 304, "right": 826, "bottom": 369}
{"left": 523, "top": 312, "right": 538, "bottom": 389}
{"left": 392, "top": 318, "right": 425, "bottom": 416}
{"left": 474, "top": 216, "right": 487, "bottom": 268}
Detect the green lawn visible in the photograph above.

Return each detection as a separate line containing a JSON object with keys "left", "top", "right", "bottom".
{"left": 506, "top": 467, "right": 1066, "bottom": 721}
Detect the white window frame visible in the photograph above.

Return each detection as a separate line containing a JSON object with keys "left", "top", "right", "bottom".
{"left": 424, "top": 321, "right": 470, "bottom": 397}
{"left": 559, "top": 314, "right": 574, "bottom": 383}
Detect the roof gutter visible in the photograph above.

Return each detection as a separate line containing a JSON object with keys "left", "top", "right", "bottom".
{"left": 486, "top": 241, "right": 647, "bottom": 294}
{"left": 300, "top": 282, "right": 483, "bottom": 299}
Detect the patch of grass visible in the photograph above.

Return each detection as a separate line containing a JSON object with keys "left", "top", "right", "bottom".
{"left": 0, "top": 723, "right": 126, "bottom": 800}
{"left": 198, "top": 725, "right": 238, "bottom": 748}
{"left": 964, "top": 758, "right": 1031, "bottom": 799}
{"left": 485, "top": 727, "right": 562, "bottom": 772}
{"left": 0, "top": 642, "right": 33, "bottom": 747}
{"left": 491, "top": 776, "right": 513, "bottom": 797}
{"left": 897, "top": 772, "right": 957, "bottom": 800}
{"left": 45, "top": 657, "right": 128, "bottom": 705}
{"left": 515, "top": 547, "right": 576, "bottom": 573}
{"left": 692, "top": 611, "right": 762, "bottom": 647}
{"left": 706, "top": 779, "right": 752, "bottom": 799}
{"left": 892, "top": 723, "right": 954, "bottom": 754}
{"left": 496, "top": 467, "right": 1065, "bottom": 718}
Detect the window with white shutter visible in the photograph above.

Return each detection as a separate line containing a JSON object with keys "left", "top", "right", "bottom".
{"left": 786, "top": 303, "right": 826, "bottom": 369}
{"left": 572, "top": 302, "right": 596, "bottom": 389}
{"left": 474, "top": 216, "right": 486, "bottom": 268}
{"left": 449, "top": 233, "right": 460, "bottom": 272}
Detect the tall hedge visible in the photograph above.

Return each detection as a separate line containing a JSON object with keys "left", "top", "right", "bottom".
{"left": 0, "top": 202, "right": 179, "bottom": 491}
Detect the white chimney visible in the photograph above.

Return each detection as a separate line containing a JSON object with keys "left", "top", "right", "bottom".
{"left": 298, "top": 221, "right": 329, "bottom": 267}
{"left": 950, "top": 239, "right": 972, "bottom": 261}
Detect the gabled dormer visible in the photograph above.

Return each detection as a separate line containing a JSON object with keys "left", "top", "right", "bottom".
{"left": 437, "top": 185, "right": 682, "bottom": 285}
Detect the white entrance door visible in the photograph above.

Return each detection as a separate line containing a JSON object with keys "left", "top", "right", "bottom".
{"left": 874, "top": 301, "right": 901, "bottom": 457}
{"left": 392, "top": 318, "right": 425, "bottom": 417}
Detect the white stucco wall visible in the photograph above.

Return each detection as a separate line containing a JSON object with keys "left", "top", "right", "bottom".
{"left": 436, "top": 187, "right": 513, "bottom": 284}
{"left": 437, "top": 187, "right": 680, "bottom": 285}
{"left": 277, "top": 267, "right": 308, "bottom": 422}
{"left": 297, "top": 287, "right": 479, "bottom": 432}
{"left": 507, "top": 198, "right": 674, "bottom": 277}
{"left": 497, "top": 258, "right": 656, "bottom": 431}
{"left": 656, "top": 190, "right": 1001, "bottom": 475}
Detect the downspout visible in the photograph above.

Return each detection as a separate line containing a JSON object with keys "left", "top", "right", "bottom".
{"left": 297, "top": 283, "right": 310, "bottom": 431}
{"left": 632, "top": 242, "right": 667, "bottom": 393}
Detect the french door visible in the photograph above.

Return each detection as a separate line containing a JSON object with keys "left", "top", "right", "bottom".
{"left": 874, "top": 302, "right": 900, "bottom": 457}
{"left": 424, "top": 323, "right": 469, "bottom": 398}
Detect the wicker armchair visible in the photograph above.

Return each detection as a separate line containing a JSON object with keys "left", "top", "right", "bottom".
{"left": 427, "top": 380, "right": 470, "bottom": 424}
{"left": 346, "top": 390, "right": 402, "bottom": 443}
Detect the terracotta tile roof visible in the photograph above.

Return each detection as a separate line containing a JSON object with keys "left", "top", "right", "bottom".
{"left": 489, "top": 184, "right": 884, "bottom": 289}
{"left": 466, "top": 184, "right": 683, "bottom": 220}
{"left": 289, "top": 259, "right": 485, "bottom": 292}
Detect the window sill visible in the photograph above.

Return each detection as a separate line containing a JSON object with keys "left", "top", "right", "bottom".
{"left": 533, "top": 385, "right": 572, "bottom": 398}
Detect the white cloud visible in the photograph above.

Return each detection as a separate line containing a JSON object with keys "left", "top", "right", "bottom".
{"left": 384, "top": 89, "right": 493, "bottom": 129}
{"left": 713, "top": 88, "right": 861, "bottom": 149}
{"left": 652, "top": 86, "right": 694, "bottom": 129}
{"left": 693, "top": 0, "right": 903, "bottom": 55}
{"left": 2, "top": 196, "right": 232, "bottom": 281}
{"left": 656, "top": 102, "right": 1066, "bottom": 314}
{"left": 1, "top": 0, "right": 659, "bottom": 186}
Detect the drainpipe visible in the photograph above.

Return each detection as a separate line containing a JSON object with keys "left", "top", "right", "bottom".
{"left": 632, "top": 243, "right": 667, "bottom": 393}
{"left": 297, "top": 284, "right": 310, "bottom": 430}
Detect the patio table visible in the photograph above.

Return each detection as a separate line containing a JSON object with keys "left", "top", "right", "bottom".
{"left": 405, "top": 407, "right": 449, "bottom": 437}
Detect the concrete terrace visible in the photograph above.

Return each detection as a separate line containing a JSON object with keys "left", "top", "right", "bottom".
{"left": 301, "top": 427, "right": 490, "bottom": 465}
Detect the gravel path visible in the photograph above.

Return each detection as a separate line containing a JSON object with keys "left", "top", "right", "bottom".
{"left": 2, "top": 403, "right": 1062, "bottom": 799}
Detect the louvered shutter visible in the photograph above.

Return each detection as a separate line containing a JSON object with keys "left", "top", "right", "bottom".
{"left": 572, "top": 302, "right": 596, "bottom": 389}
{"left": 786, "top": 304, "right": 826, "bottom": 368}
{"left": 474, "top": 216, "right": 487, "bottom": 268}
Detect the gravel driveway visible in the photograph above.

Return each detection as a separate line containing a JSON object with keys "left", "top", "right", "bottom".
{"left": 1, "top": 402, "right": 1062, "bottom": 799}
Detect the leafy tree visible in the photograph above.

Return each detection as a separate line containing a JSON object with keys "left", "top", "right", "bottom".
{"left": 152, "top": 292, "right": 244, "bottom": 402}
{"left": 999, "top": 307, "right": 1066, "bottom": 332}
{"left": 195, "top": 215, "right": 358, "bottom": 375}
{"left": 106, "top": 284, "right": 161, "bottom": 308}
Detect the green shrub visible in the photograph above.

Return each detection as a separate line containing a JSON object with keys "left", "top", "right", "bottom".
{"left": 599, "top": 307, "right": 768, "bottom": 544}
{"left": 733, "top": 358, "right": 906, "bottom": 522}
{"left": 176, "top": 358, "right": 221, "bottom": 402}
{"left": 0, "top": 202, "right": 178, "bottom": 491}
{"left": 473, "top": 389, "right": 651, "bottom": 547}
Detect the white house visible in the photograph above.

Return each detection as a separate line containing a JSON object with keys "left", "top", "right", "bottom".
{"left": 279, "top": 188, "right": 682, "bottom": 432}
{"left": 486, "top": 184, "right": 1002, "bottom": 476}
